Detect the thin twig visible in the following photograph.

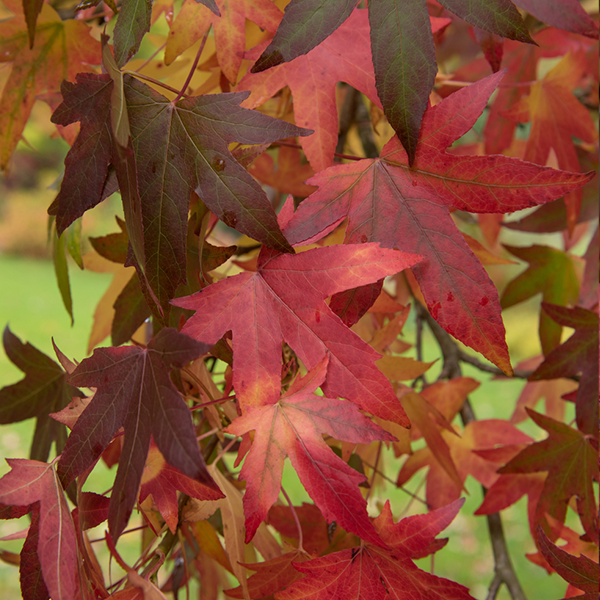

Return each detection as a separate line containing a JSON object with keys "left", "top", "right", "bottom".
{"left": 362, "top": 459, "right": 427, "bottom": 505}
{"left": 417, "top": 299, "right": 528, "bottom": 600}
{"left": 134, "top": 42, "right": 167, "bottom": 73}
{"left": 365, "top": 442, "right": 382, "bottom": 501}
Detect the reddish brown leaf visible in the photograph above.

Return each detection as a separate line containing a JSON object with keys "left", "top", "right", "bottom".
{"left": 174, "top": 243, "right": 421, "bottom": 424}
{"left": 530, "top": 304, "right": 599, "bottom": 435}
{"left": 284, "top": 71, "right": 592, "bottom": 375}
{"left": 57, "top": 328, "right": 223, "bottom": 541}
{"left": 226, "top": 358, "right": 394, "bottom": 544}
{"left": 499, "top": 409, "right": 599, "bottom": 544}
{"left": 20, "top": 503, "right": 49, "bottom": 600}
{"left": 0, "top": 459, "right": 79, "bottom": 600}
{"left": 139, "top": 442, "right": 223, "bottom": 534}
{"left": 517, "top": 0, "right": 599, "bottom": 39}
{"left": 537, "top": 528, "right": 599, "bottom": 599}
{"left": 277, "top": 500, "right": 475, "bottom": 600}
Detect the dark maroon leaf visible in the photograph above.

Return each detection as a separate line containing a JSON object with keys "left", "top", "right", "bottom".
{"left": 57, "top": 328, "right": 223, "bottom": 540}
{"left": 252, "top": 0, "right": 356, "bottom": 72}
{"left": 0, "top": 327, "right": 80, "bottom": 462}
{"left": 89, "top": 217, "right": 129, "bottom": 264}
{"left": 22, "top": 0, "right": 44, "bottom": 48}
{"left": 111, "top": 272, "right": 152, "bottom": 347}
{"left": 20, "top": 503, "right": 49, "bottom": 600}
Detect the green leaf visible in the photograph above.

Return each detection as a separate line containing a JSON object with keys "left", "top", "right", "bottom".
{"left": 65, "top": 218, "right": 83, "bottom": 270}
{"left": 368, "top": 0, "right": 437, "bottom": 166}
{"left": 439, "top": 0, "right": 533, "bottom": 43}
{"left": 113, "top": 0, "right": 153, "bottom": 68}
{"left": 252, "top": 0, "right": 356, "bottom": 72}
{"left": 52, "top": 228, "right": 73, "bottom": 325}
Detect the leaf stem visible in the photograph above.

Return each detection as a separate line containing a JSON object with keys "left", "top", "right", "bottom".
{"left": 173, "top": 26, "right": 211, "bottom": 103}
{"left": 272, "top": 140, "right": 364, "bottom": 162}
{"left": 365, "top": 442, "right": 382, "bottom": 501}
{"left": 124, "top": 70, "right": 188, "bottom": 98}
{"left": 280, "top": 485, "right": 307, "bottom": 555}
{"left": 134, "top": 42, "right": 167, "bottom": 73}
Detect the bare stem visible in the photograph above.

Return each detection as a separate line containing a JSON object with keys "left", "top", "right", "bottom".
{"left": 272, "top": 139, "right": 363, "bottom": 162}
{"left": 365, "top": 442, "right": 382, "bottom": 501}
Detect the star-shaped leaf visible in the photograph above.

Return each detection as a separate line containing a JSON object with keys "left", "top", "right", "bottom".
{"left": 284, "top": 71, "right": 593, "bottom": 375}
{"left": 277, "top": 499, "right": 475, "bottom": 600}
{"left": 226, "top": 358, "right": 394, "bottom": 544}
{"left": 57, "top": 327, "right": 223, "bottom": 541}
{"left": 498, "top": 409, "right": 598, "bottom": 544}
{"left": 173, "top": 243, "right": 421, "bottom": 424}
{"left": 50, "top": 72, "right": 311, "bottom": 312}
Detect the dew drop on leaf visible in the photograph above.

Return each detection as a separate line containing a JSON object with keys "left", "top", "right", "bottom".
{"left": 480, "top": 296, "right": 489, "bottom": 306}
{"left": 446, "top": 292, "right": 454, "bottom": 302}
{"left": 213, "top": 157, "right": 226, "bottom": 172}
{"left": 360, "top": 235, "right": 368, "bottom": 243}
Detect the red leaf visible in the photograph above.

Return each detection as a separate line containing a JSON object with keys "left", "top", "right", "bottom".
{"left": 174, "top": 243, "right": 420, "bottom": 424}
{"left": 57, "top": 328, "right": 223, "bottom": 541}
{"left": 537, "top": 528, "right": 599, "bottom": 599}
{"left": 277, "top": 500, "right": 475, "bottom": 600}
{"left": 498, "top": 409, "right": 599, "bottom": 544}
{"left": 139, "top": 442, "right": 223, "bottom": 534}
{"left": 0, "top": 459, "right": 78, "bottom": 600}
{"left": 226, "top": 358, "right": 395, "bottom": 544}
{"left": 284, "top": 71, "right": 593, "bottom": 375}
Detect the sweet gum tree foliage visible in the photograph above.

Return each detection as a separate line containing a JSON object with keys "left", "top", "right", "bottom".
{"left": 0, "top": 0, "right": 598, "bottom": 598}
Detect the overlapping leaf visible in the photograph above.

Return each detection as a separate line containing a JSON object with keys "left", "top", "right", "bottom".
{"left": 529, "top": 304, "right": 599, "bottom": 435}
{"left": 57, "top": 328, "right": 223, "bottom": 540}
{"left": 284, "top": 71, "right": 593, "bottom": 375}
{"left": 173, "top": 243, "right": 421, "bottom": 424}
{"left": 50, "top": 72, "right": 311, "bottom": 311}
{"left": 517, "top": 0, "right": 599, "bottom": 39}
{"left": 0, "top": 0, "right": 100, "bottom": 169}
{"left": 226, "top": 358, "right": 394, "bottom": 544}
{"left": 501, "top": 245, "right": 582, "bottom": 355}
{"left": 503, "top": 51, "right": 598, "bottom": 228}
{"left": 498, "top": 409, "right": 598, "bottom": 544}
{"left": 251, "top": 0, "right": 531, "bottom": 162}
{"left": 0, "top": 327, "right": 81, "bottom": 462}
{"left": 277, "top": 500, "right": 475, "bottom": 600}
{"left": 0, "top": 459, "right": 78, "bottom": 600}
{"left": 239, "top": 9, "right": 449, "bottom": 172}
{"left": 165, "top": 0, "right": 283, "bottom": 82}
{"left": 537, "top": 528, "right": 599, "bottom": 600}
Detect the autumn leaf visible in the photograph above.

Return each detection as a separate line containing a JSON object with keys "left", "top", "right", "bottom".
{"left": 283, "top": 71, "right": 593, "bottom": 375}
{"left": 537, "top": 528, "right": 599, "bottom": 600}
{"left": 165, "top": 0, "right": 283, "bottom": 82}
{"left": 139, "top": 442, "right": 223, "bottom": 534}
{"left": 277, "top": 499, "right": 475, "bottom": 600}
{"left": 398, "top": 420, "right": 532, "bottom": 509}
{"left": 0, "top": 0, "right": 100, "bottom": 169}
{"left": 529, "top": 304, "right": 599, "bottom": 436}
{"left": 498, "top": 409, "right": 599, "bottom": 544}
{"left": 226, "top": 358, "right": 394, "bottom": 544}
{"left": 50, "top": 72, "right": 311, "bottom": 311}
{"left": 252, "top": 0, "right": 529, "bottom": 163}
{"left": 501, "top": 245, "right": 582, "bottom": 354}
{"left": 0, "top": 327, "right": 81, "bottom": 462}
{"left": 239, "top": 9, "right": 448, "bottom": 172}
{"left": 516, "top": 0, "right": 599, "bottom": 39}
{"left": 502, "top": 51, "right": 598, "bottom": 228}
{"left": 113, "top": 0, "right": 153, "bottom": 67}
{"left": 0, "top": 459, "right": 79, "bottom": 600}
{"left": 173, "top": 243, "right": 421, "bottom": 423}
{"left": 57, "top": 327, "right": 223, "bottom": 541}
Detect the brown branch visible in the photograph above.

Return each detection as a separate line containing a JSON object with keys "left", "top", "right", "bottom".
{"left": 415, "top": 300, "right": 528, "bottom": 600}
{"left": 335, "top": 86, "right": 379, "bottom": 160}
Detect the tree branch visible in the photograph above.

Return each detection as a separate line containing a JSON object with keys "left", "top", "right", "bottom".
{"left": 415, "top": 301, "right": 528, "bottom": 600}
